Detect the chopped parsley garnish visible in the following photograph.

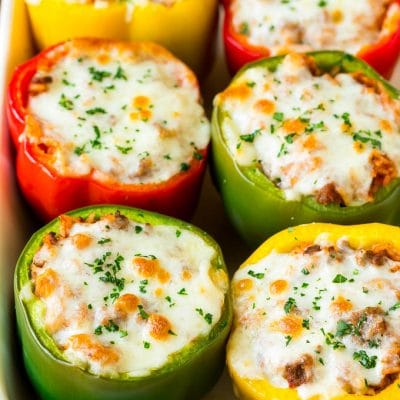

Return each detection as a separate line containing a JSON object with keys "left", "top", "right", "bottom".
{"left": 273, "top": 112, "right": 284, "bottom": 122}
{"left": 193, "top": 151, "right": 203, "bottom": 160}
{"left": 284, "top": 133, "right": 296, "bottom": 144}
{"left": 58, "top": 93, "right": 74, "bottom": 110}
{"left": 195, "top": 308, "right": 213, "bottom": 325}
{"left": 240, "top": 128, "right": 261, "bottom": 143}
{"left": 302, "top": 319, "right": 310, "bottom": 329}
{"left": 335, "top": 320, "right": 353, "bottom": 337}
{"left": 175, "top": 230, "right": 182, "bottom": 238}
{"left": 178, "top": 288, "right": 188, "bottom": 295}
{"left": 368, "top": 339, "right": 381, "bottom": 349}
{"left": 138, "top": 305, "right": 149, "bottom": 320}
{"left": 321, "top": 328, "right": 345, "bottom": 350}
{"left": 139, "top": 279, "right": 148, "bottom": 293}
{"left": 165, "top": 296, "right": 175, "bottom": 307}
{"left": 114, "top": 66, "right": 127, "bottom": 80}
{"left": 353, "top": 130, "right": 382, "bottom": 150}
{"left": 97, "top": 238, "right": 111, "bottom": 245}
{"left": 284, "top": 297, "right": 296, "bottom": 314}
{"left": 143, "top": 341, "right": 151, "bottom": 349}
{"left": 277, "top": 143, "right": 288, "bottom": 157}
{"left": 134, "top": 226, "right": 143, "bottom": 234}
{"left": 180, "top": 162, "right": 190, "bottom": 172}
{"left": 388, "top": 301, "right": 400, "bottom": 313}
{"left": 89, "top": 66, "right": 111, "bottom": 82}
{"left": 104, "top": 320, "right": 119, "bottom": 332}
{"left": 86, "top": 107, "right": 107, "bottom": 115}
{"left": 74, "top": 145, "right": 86, "bottom": 156}
{"left": 91, "top": 125, "right": 102, "bottom": 149}
{"left": 248, "top": 270, "right": 265, "bottom": 279}
{"left": 341, "top": 112, "right": 352, "bottom": 127}
{"left": 94, "top": 326, "right": 103, "bottom": 335}
{"left": 353, "top": 350, "right": 377, "bottom": 369}
{"left": 332, "top": 274, "right": 347, "bottom": 283}
{"left": 301, "top": 268, "right": 310, "bottom": 275}
{"left": 285, "top": 335, "right": 292, "bottom": 346}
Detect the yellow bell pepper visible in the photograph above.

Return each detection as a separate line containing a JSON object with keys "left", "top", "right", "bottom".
{"left": 25, "top": 0, "right": 218, "bottom": 76}
{"left": 228, "top": 222, "right": 400, "bottom": 400}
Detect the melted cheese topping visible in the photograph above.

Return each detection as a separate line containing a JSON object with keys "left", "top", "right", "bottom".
{"left": 231, "top": 0, "right": 400, "bottom": 55}
{"left": 26, "top": 213, "right": 225, "bottom": 377}
{"left": 26, "top": 42, "right": 209, "bottom": 184}
{"left": 216, "top": 53, "right": 400, "bottom": 206}
{"left": 229, "top": 236, "right": 400, "bottom": 399}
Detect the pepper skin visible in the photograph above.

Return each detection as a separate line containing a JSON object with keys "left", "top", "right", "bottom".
{"left": 25, "top": 0, "right": 218, "bottom": 77}
{"left": 7, "top": 39, "right": 209, "bottom": 222}
{"left": 15, "top": 205, "right": 232, "bottom": 400}
{"left": 227, "top": 222, "right": 400, "bottom": 400}
{"left": 211, "top": 51, "right": 400, "bottom": 248}
{"left": 222, "top": 0, "right": 400, "bottom": 78}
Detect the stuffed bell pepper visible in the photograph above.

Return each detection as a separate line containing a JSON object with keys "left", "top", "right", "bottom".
{"left": 212, "top": 51, "right": 400, "bottom": 247}
{"left": 228, "top": 222, "right": 400, "bottom": 399}
{"left": 222, "top": 0, "right": 400, "bottom": 78}
{"left": 7, "top": 38, "right": 210, "bottom": 222}
{"left": 25, "top": 0, "right": 218, "bottom": 76}
{"left": 15, "top": 205, "right": 232, "bottom": 400}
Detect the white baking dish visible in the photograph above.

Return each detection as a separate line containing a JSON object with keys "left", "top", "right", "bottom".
{"left": 1, "top": 1, "right": 399, "bottom": 399}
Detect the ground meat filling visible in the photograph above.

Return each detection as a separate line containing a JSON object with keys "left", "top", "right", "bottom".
{"left": 315, "top": 183, "right": 345, "bottom": 206}
{"left": 27, "top": 211, "right": 224, "bottom": 377}
{"left": 218, "top": 53, "right": 400, "bottom": 207}
{"left": 230, "top": 237, "right": 400, "bottom": 398}
{"left": 283, "top": 354, "right": 314, "bottom": 388}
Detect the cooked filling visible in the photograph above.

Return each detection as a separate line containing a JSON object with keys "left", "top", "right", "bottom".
{"left": 229, "top": 236, "right": 400, "bottom": 398}
{"left": 216, "top": 53, "right": 400, "bottom": 206}
{"left": 231, "top": 0, "right": 400, "bottom": 55}
{"left": 23, "top": 211, "right": 226, "bottom": 377}
{"left": 26, "top": 40, "right": 209, "bottom": 184}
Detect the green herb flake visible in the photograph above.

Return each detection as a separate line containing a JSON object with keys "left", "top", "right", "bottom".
{"left": 180, "top": 163, "right": 190, "bottom": 172}
{"left": 284, "top": 297, "right": 296, "bottom": 314}
{"left": 273, "top": 112, "right": 284, "bottom": 122}
{"left": 240, "top": 128, "right": 261, "bottom": 143}
{"left": 97, "top": 238, "right": 111, "bottom": 245}
{"left": 58, "top": 93, "right": 74, "bottom": 110}
{"left": 302, "top": 319, "right": 310, "bottom": 329}
{"left": 336, "top": 320, "right": 353, "bottom": 337}
{"left": 89, "top": 66, "right": 111, "bottom": 82}
{"left": 353, "top": 350, "right": 377, "bottom": 369}
{"left": 86, "top": 107, "right": 107, "bottom": 115}
{"left": 332, "top": 274, "right": 347, "bottom": 283}
{"left": 248, "top": 270, "right": 265, "bottom": 279}
{"left": 114, "top": 66, "right": 128, "bottom": 80}
{"left": 94, "top": 326, "right": 103, "bottom": 335}
{"left": 138, "top": 305, "right": 149, "bottom": 320}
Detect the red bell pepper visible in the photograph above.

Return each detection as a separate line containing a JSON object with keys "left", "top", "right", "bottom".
{"left": 7, "top": 40, "right": 208, "bottom": 222}
{"left": 222, "top": 0, "right": 400, "bottom": 78}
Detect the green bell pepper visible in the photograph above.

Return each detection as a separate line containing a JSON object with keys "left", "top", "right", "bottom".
{"left": 211, "top": 51, "right": 400, "bottom": 248}
{"left": 15, "top": 205, "right": 232, "bottom": 400}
